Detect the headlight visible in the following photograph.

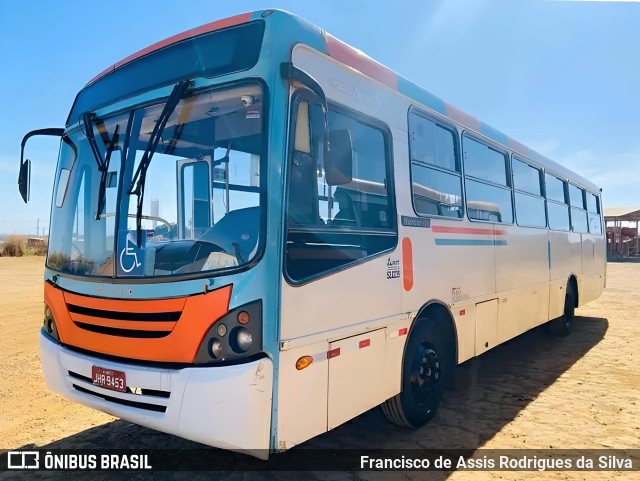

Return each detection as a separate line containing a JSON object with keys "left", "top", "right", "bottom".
{"left": 209, "top": 339, "right": 223, "bottom": 359}
{"left": 43, "top": 302, "right": 59, "bottom": 341}
{"left": 194, "top": 300, "right": 262, "bottom": 364}
{"left": 232, "top": 327, "right": 252, "bottom": 353}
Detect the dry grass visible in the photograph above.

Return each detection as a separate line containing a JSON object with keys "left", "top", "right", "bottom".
{"left": 1, "top": 235, "right": 26, "bottom": 257}
{"left": 1, "top": 235, "right": 47, "bottom": 257}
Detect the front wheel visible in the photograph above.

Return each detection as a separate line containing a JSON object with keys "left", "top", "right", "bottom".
{"left": 381, "top": 322, "right": 447, "bottom": 428}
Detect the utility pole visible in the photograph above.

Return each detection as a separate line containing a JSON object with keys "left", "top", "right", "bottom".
{"left": 37, "top": 218, "right": 40, "bottom": 236}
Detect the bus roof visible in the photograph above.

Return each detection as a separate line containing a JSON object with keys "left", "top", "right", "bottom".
{"left": 85, "top": 9, "right": 600, "bottom": 194}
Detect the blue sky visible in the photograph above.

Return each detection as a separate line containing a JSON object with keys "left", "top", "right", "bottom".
{"left": 1, "top": 0, "right": 638, "bottom": 234}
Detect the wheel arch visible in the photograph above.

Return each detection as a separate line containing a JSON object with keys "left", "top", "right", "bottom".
{"left": 568, "top": 274, "right": 579, "bottom": 307}
{"left": 408, "top": 299, "right": 459, "bottom": 366}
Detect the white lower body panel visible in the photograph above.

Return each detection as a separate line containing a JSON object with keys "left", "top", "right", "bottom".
{"left": 40, "top": 332, "right": 273, "bottom": 458}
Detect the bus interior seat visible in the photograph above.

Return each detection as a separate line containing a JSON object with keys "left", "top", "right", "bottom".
{"left": 198, "top": 206, "right": 260, "bottom": 264}
{"left": 331, "top": 189, "right": 361, "bottom": 227}
{"left": 288, "top": 151, "right": 319, "bottom": 226}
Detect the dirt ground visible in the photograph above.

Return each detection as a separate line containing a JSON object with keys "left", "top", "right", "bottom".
{"left": 1, "top": 256, "right": 639, "bottom": 480}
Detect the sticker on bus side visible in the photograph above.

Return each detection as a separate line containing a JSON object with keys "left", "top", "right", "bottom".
{"left": 387, "top": 258, "right": 400, "bottom": 279}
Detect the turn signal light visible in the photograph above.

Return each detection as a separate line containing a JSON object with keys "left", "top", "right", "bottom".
{"left": 237, "top": 311, "right": 250, "bottom": 325}
{"left": 296, "top": 356, "right": 313, "bottom": 370}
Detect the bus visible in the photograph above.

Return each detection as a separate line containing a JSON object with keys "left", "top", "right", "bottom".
{"left": 18, "top": 10, "right": 606, "bottom": 458}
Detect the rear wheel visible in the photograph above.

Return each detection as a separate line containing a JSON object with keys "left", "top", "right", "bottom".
{"left": 546, "top": 283, "right": 576, "bottom": 336}
{"left": 382, "top": 321, "right": 447, "bottom": 428}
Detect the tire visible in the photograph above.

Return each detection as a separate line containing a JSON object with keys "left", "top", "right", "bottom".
{"left": 381, "top": 321, "right": 447, "bottom": 428}
{"left": 546, "top": 283, "right": 576, "bottom": 336}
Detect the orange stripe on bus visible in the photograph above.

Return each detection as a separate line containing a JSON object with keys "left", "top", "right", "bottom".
{"left": 432, "top": 225, "right": 506, "bottom": 236}
{"left": 325, "top": 33, "right": 398, "bottom": 90}
{"left": 402, "top": 237, "right": 413, "bottom": 292}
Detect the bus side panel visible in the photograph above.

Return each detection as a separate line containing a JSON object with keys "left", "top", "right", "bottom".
{"left": 580, "top": 233, "right": 606, "bottom": 305}
{"left": 327, "top": 329, "right": 389, "bottom": 430}
{"left": 384, "top": 319, "right": 412, "bottom": 394}
{"left": 495, "top": 225, "right": 549, "bottom": 343}
{"left": 549, "top": 231, "right": 581, "bottom": 318}
{"left": 495, "top": 225, "right": 549, "bottom": 293}
{"left": 453, "top": 304, "right": 476, "bottom": 364}
{"left": 276, "top": 339, "right": 329, "bottom": 450}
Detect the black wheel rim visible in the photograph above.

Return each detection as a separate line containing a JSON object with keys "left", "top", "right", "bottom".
{"left": 409, "top": 342, "right": 440, "bottom": 406}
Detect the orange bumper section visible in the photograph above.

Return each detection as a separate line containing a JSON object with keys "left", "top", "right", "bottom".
{"left": 44, "top": 282, "right": 232, "bottom": 363}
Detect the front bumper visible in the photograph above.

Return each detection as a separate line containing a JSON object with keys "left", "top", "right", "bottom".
{"left": 40, "top": 332, "right": 273, "bottom": 458}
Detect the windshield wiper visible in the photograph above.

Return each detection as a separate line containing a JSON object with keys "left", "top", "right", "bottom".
{"left": 82, "top": 113, "right": 121, "bottom": 220}
{"left": 95, "top": 124, "right": 119, "bottom": 220}
{"left": 128, "top": 79, "right": 191, "bottom": 246}
{"left": 82, "top": 112, "right": 104, "bottom": 172}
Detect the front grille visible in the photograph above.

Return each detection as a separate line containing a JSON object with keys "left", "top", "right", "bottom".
{"left": 68, "top": 371, "right": 171, "bottom": 399}
{"left": 73, "top": 321, "right": 171, "bottom": 338}
{"left": 72, "top": 384, "right": 167, "bottom": 412}
{"left": 68, "top": 370, "right": 170, "bottom": 413}
{"left": 67, "top": 304, "right": 181, "bottom": 322}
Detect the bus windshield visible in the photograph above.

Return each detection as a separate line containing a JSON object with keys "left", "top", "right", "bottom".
{"left": 47, "top": 82, "right": 265, "bottom": 278}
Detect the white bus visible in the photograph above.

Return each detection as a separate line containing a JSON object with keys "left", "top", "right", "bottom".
{"left": 18, "top": 10, "right": 605, "bottom": 458}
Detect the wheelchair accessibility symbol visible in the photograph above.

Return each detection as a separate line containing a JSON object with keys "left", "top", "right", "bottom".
{"left": 117, "top": 230, "right": 145, "bottom": 276}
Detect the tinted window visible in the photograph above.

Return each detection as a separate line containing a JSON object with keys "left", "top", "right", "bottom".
{"left": 548, "top": 202, "right": 570, "bottom": 231}
{"left": 68, "top": 22, "right": 265, "bottom": 126}
{"left": 513, "top": 158, "right": 542, "bottom": 196}
{"left": 409, "top": 112, "right": 463, "bottom": 218}
{"left": 466, "top": 179, "right": 513, "bottom": 223}
{"left": 569, "top": 184, "right": 585, "bottom": 209}
{"left": 515, "top": 192, "right": 546, "bottom": 228}
{"left": 410, "top": 113, "right": 457, "bottom": 171}
{"left": 412, "top": 167, "right": 463, "bottom": 218}
{"left": 571, "top": 208, "right": 588, "bottom": 233}
{"left": 545, "top": 174, "right": 566, "bottom": 203}
{"left": 285, "top": 98, "right": 396, "bottom": 282}
{"left": 463, "top": 136, "right": 508, "bottom": 186}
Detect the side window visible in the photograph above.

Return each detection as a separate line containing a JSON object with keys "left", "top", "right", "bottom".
{"left": 409, "top": 112, "right": 462, "bottom": 218}
{"left": 569, "top": 183, "right": 588, "bottom": 233}
{"left": 285, "top": 95, "right": 396, "bottom": 283}
{"left": 545, "top": 173, "right": 569, "bottom": 231}
{"left": 569, "top": 184, "right": 585, "bottom": 209}
{"left": 463, "top": 136, "right": 509, "bottom": 186}
{"left": 463, "top": 136, "right": 513, "bottom": 223}
{"left": 587, "top": 192, "right": 602, "bottom": 235}
{"left": 513, "top": 157, "right": 546, "bottom": 228}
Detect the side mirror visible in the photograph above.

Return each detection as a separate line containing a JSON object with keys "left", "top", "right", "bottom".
{"left": 18, "top": 127, "right": 65, "bottom": 203}
{"left": 326, "top": 129, "right": 353, "bottom": 186}
{"left": 18, "top": 159, "right": 31, "bottom": 203}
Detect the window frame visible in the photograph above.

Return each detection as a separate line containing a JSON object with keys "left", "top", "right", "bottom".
{"left": 283, "top": 89, "right": 398, "bottom": 287}
{"left": 407, "top": 107, "right": 464, "bottom": 220}
{"left": 544, "top": 171, "right": 571, "bottom": 232}
{"left": 512, "top": 155, "right": 547, "bottom": 229}
{"left": 568, "top": 182, "right": 588, "bottom": 233}
{"left": 586, "top": 190, "right": 603, "bottom": 235}
{"left": 568, "top": 182, "right": 587, "bottom": 210}
{"left": 462, "top": 132, "right": 514, "bottom": 225}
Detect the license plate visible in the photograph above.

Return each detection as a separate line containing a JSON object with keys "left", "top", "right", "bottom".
{"left": 92, "top": 366, "right": 126, "bottom": 393}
